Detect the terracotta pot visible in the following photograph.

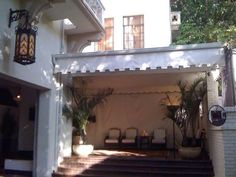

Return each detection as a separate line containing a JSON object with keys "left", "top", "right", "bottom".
{"left": 178, "top": 146, "right": 201, "bottom": 159}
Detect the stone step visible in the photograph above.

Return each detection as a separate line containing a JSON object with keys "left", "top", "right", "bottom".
{"left": 59, "top": 162, "right": 213, "bottom": 170}
{"left": 53, "top": 168, "right": 214, "bottom": 177}
{"left": 57, "top": 165, "right": 213, "bottom": 174}
{"left": 53, "top": 155, "right": 214, "bottom": 177}
{"left": 63, "top": 155, "right": 212, "bottom": 165}
{"left": 84, "top": 168, "right": 214, "bottom": 176}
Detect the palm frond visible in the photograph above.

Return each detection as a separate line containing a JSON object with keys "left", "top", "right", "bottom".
{"left": 165, "top": 77, "right": 207, "bottom": 143}
{"left": 62, "top": 79, "right": 113, "bottom": 140}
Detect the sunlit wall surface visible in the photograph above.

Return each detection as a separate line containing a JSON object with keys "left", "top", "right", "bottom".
{"left": 84, "top": 0, "right": 171, "bottom": 52}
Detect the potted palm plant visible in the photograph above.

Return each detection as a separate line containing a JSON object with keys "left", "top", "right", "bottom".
{"left": 63, "top": 79, "right": 113, "bottom": 156}
{"left": 163, "top": 77, "right": 207, "bottom": 158}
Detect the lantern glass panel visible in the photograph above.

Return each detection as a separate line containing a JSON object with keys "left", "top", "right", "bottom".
{"left": 19, "top": 33, "right": 28, "bottom": 55}
{"left": 29, "top": 35, "right": 34, "bottom": 57}
{"left": 15, "top": 34, "right": 19, "bottom": 54}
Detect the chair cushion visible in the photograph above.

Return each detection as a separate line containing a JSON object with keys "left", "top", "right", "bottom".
{"left": 105, "top": 139, "right": 119, "bottom": 143}
{"left": 109, "top": 129, "right": 120, "bottom": 139}
{"left": 122, "top": 139, "right": 135, "bottom": 143}
{"left": 154, "top": 129, "right": 165, "bottom": 139}
{"left": 126, "top": 129, "right": 137, "bottom": 139}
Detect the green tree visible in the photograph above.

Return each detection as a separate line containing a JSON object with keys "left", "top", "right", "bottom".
{"left": 172, "top": 0, "right": 236, "bottom": 46}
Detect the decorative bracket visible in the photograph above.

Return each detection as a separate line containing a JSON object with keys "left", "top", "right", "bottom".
{"left": 8, "top": 8, "right": 29, "bottom": 28}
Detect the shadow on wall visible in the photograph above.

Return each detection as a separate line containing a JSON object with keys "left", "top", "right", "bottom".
{"left": 0, "top": 28, "right": 13, "bottom": 72}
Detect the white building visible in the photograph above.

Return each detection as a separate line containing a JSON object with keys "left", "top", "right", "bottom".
{"left": 1, "top": 0, "right": 236, "bottom": 177}
{"left": 84, "top": 0, "right": 172, "bottom": 52}
{"left": 0, "top": 0, "right": 104, "bottom": 176}
{"left": 54, "top": 0, "right": 236, "bottom": 176}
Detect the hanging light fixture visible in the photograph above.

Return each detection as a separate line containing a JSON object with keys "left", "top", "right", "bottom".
{"left": 8, "top": 8, "right": 38, "bottom": 65}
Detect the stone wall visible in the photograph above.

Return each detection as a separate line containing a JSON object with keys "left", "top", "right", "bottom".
{"left": 222, "top": 107, "right": 236, "bottom": 177}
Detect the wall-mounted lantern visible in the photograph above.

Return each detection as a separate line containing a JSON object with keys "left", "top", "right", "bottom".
{"left": 9, "top": 9, "right": 38, "bottom": 65}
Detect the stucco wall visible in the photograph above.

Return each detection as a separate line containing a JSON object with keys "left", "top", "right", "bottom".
{"left": 104, "top": 0, "right": 171, "bottom": 49}
{"left": 0, "top": 3, "right": 55, "bottom": 89}
{"left": 58, "top": 84, "right": 72, "bottom": 162}
{"left": 207, "top": 72, "right": 226, "bottom": 177}
{"left": 87, "top": 93, "right": 182, "bottom": 149}
{"left": 0, "top": 1, "right": 70, "bottom": 177}
{"left": 208, "top": 127, "right": 225, "bottom": 177}
{"left": 84, "top": 0, "right": 171, "bottom": 52}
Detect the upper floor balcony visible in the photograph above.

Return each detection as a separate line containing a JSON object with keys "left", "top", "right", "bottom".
{"left": 84, "top": 0, "right": 104, "bottom": 24}
{"left": 45, "top": 0, "right": 104, "bottom": 35}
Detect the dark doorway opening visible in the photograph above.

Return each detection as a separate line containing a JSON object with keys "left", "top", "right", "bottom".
{"left": 0, "top": 76, "right": 37, "bottom": 176}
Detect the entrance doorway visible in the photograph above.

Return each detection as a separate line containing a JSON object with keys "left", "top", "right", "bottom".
{"left": 0, "top": 76, "right": 38, "bottom": 174}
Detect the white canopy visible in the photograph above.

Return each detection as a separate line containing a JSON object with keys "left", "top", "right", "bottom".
{"left": 53, "top": 42, "right": 224, "bottom": 76}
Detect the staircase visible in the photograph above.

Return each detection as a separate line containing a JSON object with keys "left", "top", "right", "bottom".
{"left": 52, "top": 155, "right": 214, "bottom": 177}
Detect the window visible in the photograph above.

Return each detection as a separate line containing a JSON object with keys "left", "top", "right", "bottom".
{"left": 123, "top": 15, "right": 144, "bottom": 49}
{"left": 96, "top": 18, "right": 114, "bottom": 51}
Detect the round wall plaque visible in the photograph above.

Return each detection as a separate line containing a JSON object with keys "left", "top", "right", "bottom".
{"left": 208, "top": 105, "right": 226, "bottom": 126}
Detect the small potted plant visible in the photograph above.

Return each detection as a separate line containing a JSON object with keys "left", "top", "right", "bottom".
{"left": 63, "top": 79, "right": 113, "bottom": 156}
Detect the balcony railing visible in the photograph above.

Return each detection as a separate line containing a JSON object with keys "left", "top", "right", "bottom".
{"left": 84, "top": 0, "right": 104, "bottom": 23}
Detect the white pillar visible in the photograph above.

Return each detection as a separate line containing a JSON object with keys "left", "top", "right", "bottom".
{"left": 35, "top": 89, "right": 58, "bottom": 177}
{"left": 58, "top": 74, "right": 73, "bottom": 164}
{"left": 207, "top": 72, "right": 226, "bottom": 177}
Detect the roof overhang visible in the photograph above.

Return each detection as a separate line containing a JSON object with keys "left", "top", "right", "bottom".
{"left": 45, "top": 0, "right": 104, "bottom": 34}
{"left": 53, "top": 42, "right": 225, "bottom": 76}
